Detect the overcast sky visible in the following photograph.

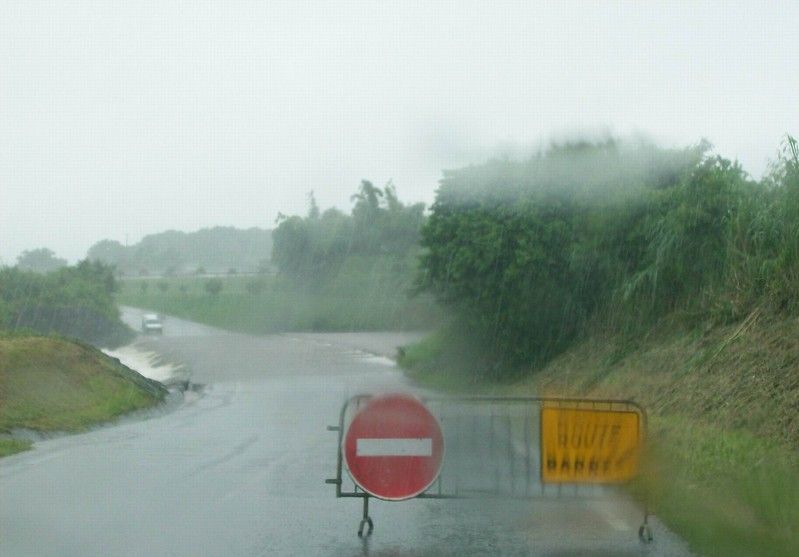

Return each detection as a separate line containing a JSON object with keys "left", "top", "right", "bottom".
{"left": 2, "top": 0, "right": 798, "bottom": 263}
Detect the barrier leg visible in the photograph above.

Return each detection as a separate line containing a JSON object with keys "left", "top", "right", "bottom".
{"left": 638, "top": 506, "right": 653, "bottom": 543}
{"left": 358, "top": 496, "right": 374, "bottom": 538}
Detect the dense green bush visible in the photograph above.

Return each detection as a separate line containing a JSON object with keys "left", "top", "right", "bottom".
{"left": 272, "top": 181, "right": 426, "bottom": 285}
{"left": 0, "top": 260, "right": 131, "bottom": 347}
{"left": 417, "top": 137, "right": 799, "bottom": 376}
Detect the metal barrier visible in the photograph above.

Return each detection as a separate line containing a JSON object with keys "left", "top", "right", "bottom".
{"left": 326, "top": 394, "right": 651, "bottom": 542}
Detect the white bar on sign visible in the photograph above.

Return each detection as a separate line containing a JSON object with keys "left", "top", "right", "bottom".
{"left": 356, "top": 438, "right": 433, "bottom": 457}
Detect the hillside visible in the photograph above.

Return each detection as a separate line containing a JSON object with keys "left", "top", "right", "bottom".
{"left": 523, "top": 313, "right": 799, "bottom": 556}
{"left": 0, "top": 335, "right": 167, "bottom": 457}
{"left": 529, "top": 310, "right": 799, "bottom": 447}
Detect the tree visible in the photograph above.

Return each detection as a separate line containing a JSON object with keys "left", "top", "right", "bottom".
{"left": 417, "top": 140, "right": 707, "bottom": 374}
{"left": 15, "top": 248, "right": 67, "bottom": 274}
{"left": 383, "top": 180, "right": 403, "bottom": 212}
{"left": 351, "top": 180, "right": 383, "bottom": 213}
{"left": 86, "top": 240, "right": 127, "bottom": 267}
{"left": 307, "top": 191, "right": 320, "bottom": 220}
{"left": 350, "top": 180, "right": 386, "bottom": 254}
{"left": 205, "top": 278, "right": 223, "bottom": 296}
{"left": 272, "top": 180, "right": 425, "bottom": 282}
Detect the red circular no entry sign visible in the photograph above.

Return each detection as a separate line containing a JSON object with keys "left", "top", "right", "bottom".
{"left": 344, "top": 393, "right": 444, "bottom": 501}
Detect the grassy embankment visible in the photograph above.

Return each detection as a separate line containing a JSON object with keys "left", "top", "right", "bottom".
{"left": 400, "top": 314, "right": 799, "bottom": 556}
{"left": 0, "top": 335, "right": 167, "bottom": 457}
{"left": 117, "top": 255, "right": 441, "bottom": 333}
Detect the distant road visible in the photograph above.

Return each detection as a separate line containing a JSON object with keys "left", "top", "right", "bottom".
{"left": 0, "top": 309, "right": 691, "bottom": 556}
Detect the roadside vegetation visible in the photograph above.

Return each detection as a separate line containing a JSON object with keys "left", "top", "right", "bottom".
{"left": 118, "top": 182, "right": 442, "bottom": 332}
{"left": 0, "top": 438, "right": 32, "bottom": 457}
{"left": 0, "top": 259, "right": 165, "bottom": 457}
{"left": 0, "top": 260, "right": 132, "bottom": 347}
{"left": 0, "top": 335, "right": 167, "bottom": 457}
{"left": 414, "top": 138, "right": 790, "bottom": 376}
{"left": 401, "top": 136, "right": 799, "bottom": 556}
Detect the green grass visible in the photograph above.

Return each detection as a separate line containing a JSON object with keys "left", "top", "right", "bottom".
{"left": 0, "top": 336, "right": 166, "bottom": 438}
{"left": 399, "top": 319, "right": 558, "bottom": 390}
{"left": 635, "top": 416, "right": 799, "bottom": 557}
{"left": 0, "top": 438, "right": 32, "bottom": 457}
{"left": 398, "top": 330, "right": 512, "bottom": 393}
{"left": 118, "top": 257, "right": 442, "bottom": 333}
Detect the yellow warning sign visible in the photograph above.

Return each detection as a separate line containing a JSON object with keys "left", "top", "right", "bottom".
{"left": 540, "top": 405, "right": 642, "bottom": 484}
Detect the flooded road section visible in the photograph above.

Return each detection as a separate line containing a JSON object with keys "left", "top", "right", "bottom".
{"left": 0, "top": 309, "right": 691, "bottom": 556}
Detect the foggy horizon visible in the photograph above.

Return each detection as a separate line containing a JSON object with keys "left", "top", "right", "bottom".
{"left": 3, "top": 0, "right": 798, "bottom": 264}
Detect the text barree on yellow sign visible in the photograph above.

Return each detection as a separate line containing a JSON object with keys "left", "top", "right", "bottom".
{"left": 540, "top": 405, "right": 642, "bottom": 484}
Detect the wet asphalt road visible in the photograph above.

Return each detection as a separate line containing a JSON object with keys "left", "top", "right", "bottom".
{"left": 0, "top": 309, "right": 692, "bottom": 556}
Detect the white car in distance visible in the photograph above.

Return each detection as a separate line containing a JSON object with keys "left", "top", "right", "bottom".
{"left": 141, "top": 313, "right": 164, "bottom": 335}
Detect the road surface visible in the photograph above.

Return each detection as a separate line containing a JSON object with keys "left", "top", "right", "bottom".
{"left": 0, "top": 309, "right": 692, "bottom": 556}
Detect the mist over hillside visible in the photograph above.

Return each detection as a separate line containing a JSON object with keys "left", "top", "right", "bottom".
{"left": 86, "top": 226, "right": 272, "bottom": 276}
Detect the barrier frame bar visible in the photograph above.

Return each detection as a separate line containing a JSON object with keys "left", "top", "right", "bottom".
{"left": 326, "top": 394, "right": 651, "bottom": 541}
